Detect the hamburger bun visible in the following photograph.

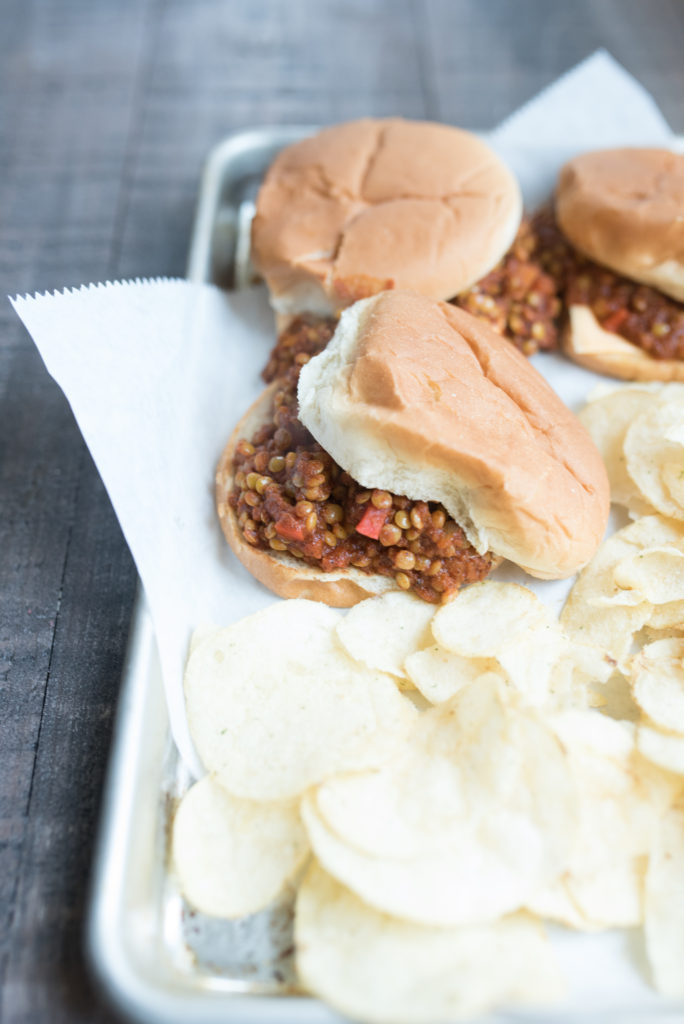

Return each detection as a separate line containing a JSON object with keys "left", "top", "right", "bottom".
{"left": 556, "top": 148, "right": 684, "bottom": 381}
{"left": 297, "top": 292, "right": 610, "bottom": 580}
{"left": 556, "top": 148, "right": 684, "bottom": 302}
{"left": 252, "top": 119, "right": 522, "bottom": 318}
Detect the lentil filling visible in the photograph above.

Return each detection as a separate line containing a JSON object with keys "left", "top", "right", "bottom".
{"left": 263, "top": 314, "right": 337, "bottom": 383}
{"left": 452, "top": 215, "right": 563, "bottom": 355}
{"left": 262, "top": 210, "right": 684, "bottom": 376}
{"left": 230, "top": 363, "right": 494, "bottom": 603}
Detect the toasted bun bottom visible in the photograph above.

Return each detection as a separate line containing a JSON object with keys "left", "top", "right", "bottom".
{"left": 564, "top": 305, "right": 684, "bottom": 382}
{"left": 215, "top": 385, "right": 403, "bottom": 607}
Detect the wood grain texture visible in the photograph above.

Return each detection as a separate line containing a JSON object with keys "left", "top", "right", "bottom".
{"left": 2, "top": 2, "right": 684, "bottom": 1021}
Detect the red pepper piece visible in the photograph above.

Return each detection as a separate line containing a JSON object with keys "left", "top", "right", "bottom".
{"left": 356, "top": 505, "right": 387, "bottom": 539}
{"left": 275, "top": 515, "right": 308, "bottom": 542}
{"left": 600, "top": 307, "right": 630, "bottom": 334}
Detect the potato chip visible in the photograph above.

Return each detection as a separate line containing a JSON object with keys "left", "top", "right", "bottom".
{"left": 542, "top": 711, "right": 664, "bottom": 928}
{"left": 578, "top": 387, "right": 659, "bottom": 510}
{"left": 432, "top": 582, "right": 551, "bottom": 657}
{"left": 185, "top": 600, "right": 415, "bottom": 801}
{"left": 625, "top": 399, "right": 684, "bottom": 520}
{"left": 335, "top": 591, "right": 435, "bottom": 679}
{"left": 526, "top": 879, "right": 594, "bottom": 930}
{"left": 171, "top": 775, "right": 309, "bottom": 918}
{"left": 644, "top": 804, "right": 684, "bottom": 996}
{"left": 302, "top": 678, "right": 577, "bottom": 926}
{"left": 630, "top": 638, "right": 684, "bottom": 734}
{"left": 403, "top": 645, "right": 501, "bottom": 704}
{"left": 531, "top": 713, "right": 672, "bottom": 931}
{"left": 640, "top": 624, "right": 684, "bottom": 646}
{"left": 613, "top": 547, "right": 684, "bottom": 605}
{"left": 661, "top": 460, "right": 684, "bottom": 513}
{"left": 432, "top": 582, "right": 571, "bottom": 706}
{"left": 592, "top": 671, "right": 639, "bottom": 722}
{"left": 647, "top": 600, "right": 684, "bottom": 631}
{"left": 295, "top": 862, "right": 564, "bottom": 1024}
{"left": 559, "top": 517, "right": 684, "bottom": 658}
{"left": 566, "top": 857, "right": 646, "bottom": 929}
{"left": 637, "top": 720, "right": 684, "bottom": 775}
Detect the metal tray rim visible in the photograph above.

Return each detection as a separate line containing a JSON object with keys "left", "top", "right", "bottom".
{"left": 85, "top": 125, "right": 684, "bottom": 1024}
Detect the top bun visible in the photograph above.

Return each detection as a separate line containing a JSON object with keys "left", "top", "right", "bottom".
{"left": 252, "top": 119, "right": 522, "bottom": 317}
{"left": 556, "top": 147, "right": 684, "bottom": 301}
{"left": 298, "top": 291, "right": 609, "bottom": 579}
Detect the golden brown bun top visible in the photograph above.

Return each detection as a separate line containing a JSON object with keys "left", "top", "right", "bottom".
{"left": 298, "top": 291, "right": 610, "bottom": 579}
{"left": 556, "top": 148, "right": 684, "bottom": 301}
{"left": 252, "top": 119, "right": 522, "bottom": 315}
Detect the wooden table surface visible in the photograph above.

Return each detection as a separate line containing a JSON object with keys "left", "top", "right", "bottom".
{"left": 2, "top": 2, "right": 684, "bottom": 1021}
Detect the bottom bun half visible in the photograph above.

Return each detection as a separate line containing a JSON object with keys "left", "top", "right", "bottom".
{"left": 564, "top": 305, "right": 684, "bottom": 382}
{"left": 215, "top": 385, "right": 397, "bottom": 607}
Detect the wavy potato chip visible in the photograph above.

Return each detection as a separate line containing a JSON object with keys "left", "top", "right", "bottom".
{"left": 625, "top": 400, "right": 684, "bottom": 521}
{"left": 661, "top": 459, "right": 684, "bottom": 513}
{"left": 579, "top": 387, "right": 660, "bottom": 511}
{"left": 630, "top": 638, "right": 684, "bottom": 734}
{"left": 403, "top": 645, "right": 501, "bottom": 704}
{"left": 432, "top": 582, "right": 571, "bottom": 706}
{"left": 559, "top": 517, "right": 684, "bottom": 658}
{"left": 432, "top": 582, "right": 551, "bottom": 657}
{"left": 613, "top": 547, "right": 684, "bottom": 605}
{"left": 647, "top": 599, "right": 684, "bottom": 631}
{"left": 171, "top": 775, "right": 309, "bottom": 918}
{"left": 295, "top": 862, "right": 564, "bottom": 1024}
{"left": 526, "top": 878, "right": 593, "bottom": 930}
{"left": 302, "top": 678, "right": 577, "bottom": 926}
{"left": 540, "top": 711, "right": 664, "bottom": 928}
{"left": 185, "top": 600, "right": 415, "bottom": 801}
{"left": 644, "top": 805, "right": 684, "bottom": 997}
{"left": 637, "top": 720, "right": 684, "bottom": 775}
{"left": 565, "top": 857, "right": 646, "bottom": 929}
{"left": 336, "top": 591, "right": 434, "bottom": 679}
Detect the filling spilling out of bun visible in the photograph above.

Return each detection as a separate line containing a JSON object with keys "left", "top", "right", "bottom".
{"left": 262, "top": 215, "right": 566, "bottom": 383}
{"left": 230, "top": 361, "right": 494, "bottom": 604}
{"left": 553, "top": 147, "right": 684, "bottom": 378}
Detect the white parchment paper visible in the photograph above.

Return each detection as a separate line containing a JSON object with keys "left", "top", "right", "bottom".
{"left": 10, "top": 50, "right": 673, "bottom": 778}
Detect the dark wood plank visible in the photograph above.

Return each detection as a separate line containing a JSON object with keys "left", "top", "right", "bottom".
{"left": 1, "top": 0, "right": 154, "bottom": 1020}
{"left": 422, "top": 0, "right": 684, "bottom": 130}
{"left": 3, "top": 2, "right": 684, "bottom": 1022}
{"left": 112, "top": 0, "right": 426, "bottom": 280}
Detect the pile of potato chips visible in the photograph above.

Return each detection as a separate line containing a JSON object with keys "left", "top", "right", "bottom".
{"left": 172, "top": 382, "right": 684, "bottom": 1022}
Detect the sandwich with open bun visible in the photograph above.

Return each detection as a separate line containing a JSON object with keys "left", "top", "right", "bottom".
{"left": 216, "top": 290, "right": 609, "bottom": 606}
{"left": 554, "top": 147, "right": 684, "bottom": 380}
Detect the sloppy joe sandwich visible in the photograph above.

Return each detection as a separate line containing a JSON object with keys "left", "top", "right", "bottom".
{"left": 554, "top": 148, "right": 684, "bottom": 380}
{"left": 216, "top": 291, "right": 609, "bottom": 606}
{"left": 252, "top": 118, "right": 567, "bottom": 380}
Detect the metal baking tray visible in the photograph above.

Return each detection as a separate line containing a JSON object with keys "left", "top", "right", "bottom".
{"left": 85, "top": 127, "right": 337, "bottom": 1024}
{"left": 86, "top": 128, "right": 684, "bottom": 1024}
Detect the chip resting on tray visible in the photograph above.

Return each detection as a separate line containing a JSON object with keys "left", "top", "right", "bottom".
{"left": 184, "top": 600, "right": 416, "bottom": 801}
{"left": 171, "top": 775, "right": 309, "bottom": 918}
{"left": 301, "top": 675, "right": 577, "bottom": 927}
{"left": 295, "top": 861, "right": 564, "bottom": 1024}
